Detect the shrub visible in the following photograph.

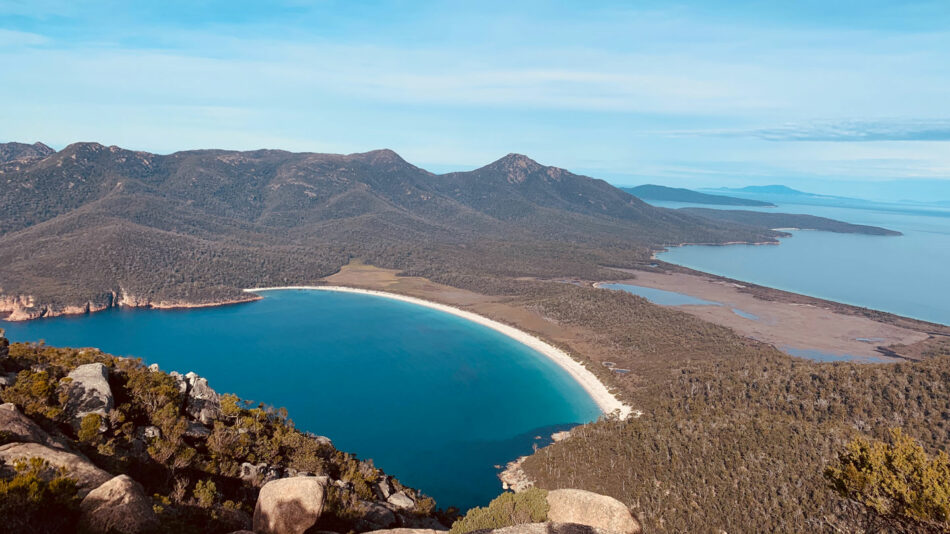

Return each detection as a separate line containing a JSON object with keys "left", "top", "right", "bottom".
{"left": 0, "top": 457, "right": 80, "bottom": 534}
{"left": 825, "top": 428, "right": 950, "bottom": 528}
{"left": 78, "top": 413, "right": 103, "bottom": 443}
{"left": 450, "top": 488, "right": 549, "bottom": 534}
{"left": 193, "top": 479, "right": 218, "bottom": 508}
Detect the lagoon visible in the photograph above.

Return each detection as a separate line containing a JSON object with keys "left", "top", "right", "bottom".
{"left": 652, "top": 200, "right": 950, "bottom": 326}
{"left": 2, "top": 289, "right": 601, "bottom": 510}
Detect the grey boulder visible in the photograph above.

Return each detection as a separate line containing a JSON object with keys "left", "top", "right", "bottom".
{"left": 79, "top": 474, "right": 159, "bottom": 534}
{"left": 545, "top": 489, "right": 641, "bottom": 534}
{"left": 253, "top": 476, "right": 329, "bottom": 534}
{"left": 0, "top": 442, "right": 112, "bottom": 497}
{"left": 0, "top": 403, "right": 70, "bottom": 450}
{"left": 61, "top": 363, "right": 113, "bottom": 428}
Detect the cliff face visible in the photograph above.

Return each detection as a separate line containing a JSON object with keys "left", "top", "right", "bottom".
{"left": 0, "top": 290, "right": 260, "bottom": 321}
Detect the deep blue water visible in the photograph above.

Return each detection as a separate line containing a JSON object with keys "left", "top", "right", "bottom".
{"left": 2, "top": 289, "right": 600, "bottom": 510}
{"left": 650, "top": 200, "right": 950, "bottom": 326}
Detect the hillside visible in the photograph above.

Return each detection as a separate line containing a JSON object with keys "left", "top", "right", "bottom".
{"left": 0, "top": 142, "right": 777, "bottom": 319}
{"left": 0, "top": 141, "right": 54, "bottom": 163}
{"left": 622, "top": 184, "right": 775, "bottom": 207}
{"left": 679, "top": 207, "right": 902, "bottom": 235}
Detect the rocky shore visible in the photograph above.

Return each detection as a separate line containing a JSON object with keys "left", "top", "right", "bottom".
{"left": 0, "top": 291, "right": 260, "bottom": 321}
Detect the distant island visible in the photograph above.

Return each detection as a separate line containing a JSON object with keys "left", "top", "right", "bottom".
{"left": 679, "top": 208, "right": 903, "bottom": 236}
{"left": 715, "top": 184, "right": 811, "bottom": 196}
{"left": 621, "top": 184, "right": 776, "bottom": 207}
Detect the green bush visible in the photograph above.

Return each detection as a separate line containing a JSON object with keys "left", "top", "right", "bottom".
{"left": 0, "top": 457, "right": 80, "bottom": 534}
{"left": 825, "top": 428, "right": 950, "bottom": 528}
{"left": 450, "top": 488, "right": 549, "bottom": 534}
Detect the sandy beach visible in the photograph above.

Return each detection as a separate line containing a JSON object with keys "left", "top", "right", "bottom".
{"left": 245, "top": 285, "right": 633, "bottom": 419}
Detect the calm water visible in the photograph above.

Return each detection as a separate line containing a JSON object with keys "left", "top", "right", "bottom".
{"left": 651, "top": 200, "right": 950, "bottom": 326}
{"left": 598, "top": 283, "right": 719, "bottom": 306}
{"left": 599, "top": 283, "right": 759, "bottom": 321}
{"left": 2, "top": 289, "right": 600, "bottom": 510}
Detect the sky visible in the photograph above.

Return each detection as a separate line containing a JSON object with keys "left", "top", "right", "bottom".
{"left": 1, "top": 0, "right": 949, "bottom": 199}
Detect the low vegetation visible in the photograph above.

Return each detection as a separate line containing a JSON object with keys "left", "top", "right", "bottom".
{"left": 826, "top": 429, "right": 950, "bottom": 531}
{"left": 0, "top": 458, "right": 80, "bottom": 534}
{"left": 450, "top": 488, "right": 549, "bottom": 534}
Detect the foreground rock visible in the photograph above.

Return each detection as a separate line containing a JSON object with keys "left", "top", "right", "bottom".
{"left": 253, "top": 476, "right": 329, "bottom": 534}
{"left": 545, "top": 489, "right": 641, "bottom": 534}
{"left": 79, "top": 474, "right": 159, "bottom": 534}
{"left": 0, "top": 402, "right": 70, "bottom": 449}
{"left": 0, "top": 442, "right": 112, "bottom": 496}
{"left": 61, "top": 362, "right": 114, "bottom": 427}
{"left": 364, "top": 529, "right": 444, "bottom": 534}
{"left": 479, "top": 522, "right": 614, "bottom": 534}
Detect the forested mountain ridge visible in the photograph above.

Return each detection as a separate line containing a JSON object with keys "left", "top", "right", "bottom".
{"left": 0, "top": 141, "right": 54, "bottom": 164}
{"left": 0, "top": 142, "right": 777, "bottom": 319}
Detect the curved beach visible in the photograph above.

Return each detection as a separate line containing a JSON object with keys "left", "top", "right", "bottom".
{"left": 244, "top": 285, "right": 632, "bottom": 419}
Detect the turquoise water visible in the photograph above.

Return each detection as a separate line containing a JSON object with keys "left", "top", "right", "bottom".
{"left": 2, "top": 289, "right": 600, "bottom": 510}
{"left": 651, "top": 200, "right": 950, "bottom": 326}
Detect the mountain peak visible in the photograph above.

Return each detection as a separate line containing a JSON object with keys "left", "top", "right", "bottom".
{"left": 0, "top": 141, "right": 56, "bottom": 163}
{"left": 491, "top": 153, "right": 541, "bottom": 168}
{"left": 351, "top": 148, "right": 413, "bottom": 167}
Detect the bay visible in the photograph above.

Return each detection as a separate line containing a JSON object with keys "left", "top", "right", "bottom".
{"left": 2, "top": 289, "right": 601, "bottom": 510}
{"left": 649, "top": 200, "right": 950, "bottom": 326}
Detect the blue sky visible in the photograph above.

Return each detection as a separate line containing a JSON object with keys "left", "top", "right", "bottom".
{"left": 1, "top": 0, "right": 949, "bottom": 197}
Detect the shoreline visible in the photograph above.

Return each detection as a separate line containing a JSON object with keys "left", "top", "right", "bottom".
{"left": 244, "top": 285, "right": 633, "bottom": 420}
{"left": 651, "top": 238, "right": 779, "bottom": 260}
{"left": 0, "top": 294, "right": 261, "bottom": 322}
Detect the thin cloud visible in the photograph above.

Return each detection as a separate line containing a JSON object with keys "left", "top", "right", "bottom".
{"left": 688, "top": 120, "right": 950, "bottom": 142}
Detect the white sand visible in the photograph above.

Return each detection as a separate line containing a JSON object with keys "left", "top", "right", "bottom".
{"left": 244, "top": 285, "right": 632, "bottom": 419}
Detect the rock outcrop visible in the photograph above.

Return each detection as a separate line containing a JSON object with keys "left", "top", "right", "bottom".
{"left": 0, "top": 442, "right": 112, "bottom": 496}
{"left": 240, "top": 462, "right": 282, "bottom": 486}
{"left": 357, "top": 501, "right": 398, "bottom": 531}
{"left": 253, "top": 476, "right": 329, "bottom": 534}
{"left": 0, "top": 403, "right": 70, "bottom": 450}
{"left": 79, "top": 474, "right": 160, "bottom": 534}
{"left": 387, "top": 491, "right": 416, "bottom": 510}
{"left": 61, "top": 362, "right": 114, "bottom": 427}
{"left": 545, "top": 489, "right": 641, "bottom": 534}
{"left": 499, "top": 456, "right": 533, "bottom": 492}
{"left": 480, "top": 522, "right": 614, "bottom": 534}
{"left": 0, "top": 372, "right": 16, "bottom": 388}
{"left": 170, "top": 371, "right": 222, "bottom": 425}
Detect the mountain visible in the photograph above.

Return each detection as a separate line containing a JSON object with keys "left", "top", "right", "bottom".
{"left": 622, "top": 184, "right": 775, "bottom": 206}
{"left": 0, "top": 142, "right": 778, "bottom": 318}
{"left": 0, "top": 141, "right": 54, "bottom": 163}
{"left": 679, "top": 208, "right": 902, "bottom": 235}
